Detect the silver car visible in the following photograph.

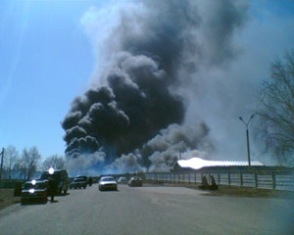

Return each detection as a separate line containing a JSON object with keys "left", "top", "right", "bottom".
{"left": 128, "top": 176, "right": 143, "bottom": 187}
{"left": 98, "top": 176, "right": 118, "bottom": 191}
{"left": 118, "top": 176, "right": 128, "bottom": 184}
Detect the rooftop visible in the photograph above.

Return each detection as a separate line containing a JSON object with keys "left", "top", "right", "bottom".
{"left": 177, "top": 157, "right": 263, "bottom": 170}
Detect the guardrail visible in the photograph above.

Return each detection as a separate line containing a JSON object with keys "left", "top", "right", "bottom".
{"left": 145, "top": 169, "right": 294, "bottom": 191}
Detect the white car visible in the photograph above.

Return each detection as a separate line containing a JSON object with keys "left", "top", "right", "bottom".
{"left": 98, "top": 176, "right": 118, "bottom": 191}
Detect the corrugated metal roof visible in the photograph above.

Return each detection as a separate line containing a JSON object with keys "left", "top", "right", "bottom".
{"left": 177, "top": 157, "right": 263, "bottom": 170}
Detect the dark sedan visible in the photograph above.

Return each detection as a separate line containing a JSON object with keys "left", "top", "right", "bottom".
{"left": 21, "top": 180, "right": 48, "bottom": 204}
{"left": 128, "top": 177, "right": 143, "bottom": 187}
{"left": 70, "top": 177, "right": 87, "bottom": 189}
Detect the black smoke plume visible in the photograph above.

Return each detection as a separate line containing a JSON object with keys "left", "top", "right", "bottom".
{"left": 62, "top": 53, "right": 185, "bottom": 156}
{"left": 62, "top": 0, "right": 248, "bottom": 173}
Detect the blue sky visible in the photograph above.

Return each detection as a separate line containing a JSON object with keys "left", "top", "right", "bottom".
{"left": 0, "top": 0, "right": 294, "bottom": 161}
{"left": 0, "top": 0, "right": 101, "bottom": 158}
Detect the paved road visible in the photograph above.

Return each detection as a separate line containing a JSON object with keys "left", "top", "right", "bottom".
{"left": 0, "top": 185, "right": 293, "bottom": 235}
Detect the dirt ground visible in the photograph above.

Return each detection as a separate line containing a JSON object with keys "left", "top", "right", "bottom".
{"left": 0, "top": 189, "right": 20, "bottom": 210}
{"left": 149, "top": 181, "right": 294, "bottom": 198}
{"left": 191, "top": 185, "right": 294, "bottom": 198}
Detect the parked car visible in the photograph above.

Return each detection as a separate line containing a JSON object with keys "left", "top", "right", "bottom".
{"left": 118, "top": 176, "right": 128, "bottom": 184}
{"left": 70, "top": 177, "right": 87, "bottom": 189}
{"left": 40, "top": 169, "right": 69, "bottom": 195}
{"left": 21, "top": 180, "right": 48, "bottom": 204}
{"left": 98, "top": 176, "right": 118, "bottom": 191}
{"left": 128, "top": 176, "right": 143, "bottom": 187}
{"left": 76, "top": 175, "right": 88, "bottom": 182}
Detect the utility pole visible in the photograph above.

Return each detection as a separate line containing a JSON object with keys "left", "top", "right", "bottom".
{"left": 0, "top": 148, "right": 4, "bottom": 182}
{"left": 239, "top": 115, "right": 254, "bottom": 167}
{"left": 178, "top": 141, "right": 184, "bottom": 160}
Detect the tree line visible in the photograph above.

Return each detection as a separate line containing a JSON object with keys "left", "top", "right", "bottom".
{"left": 1, "top": 145, "right": 65, "bottom": 180}
{"left": 256, "top": 49, "right": 294, "bottom": 166}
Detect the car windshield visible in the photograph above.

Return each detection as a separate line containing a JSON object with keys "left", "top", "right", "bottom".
{"left": 23, "top": 182, "right": 45, "bottom": 190}
{"left": 73, "top": 178, "right": 85, "bottom": 182}
{"left": 40, "top": 172, "right": 60, "bottom": 181}
{"left": 101, "top": 177, "right": 114, "bottom": 182}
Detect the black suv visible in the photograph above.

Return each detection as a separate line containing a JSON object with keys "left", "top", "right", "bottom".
{"left": 70, "top": 176, "right": 88, "bottom": 189}
{"left": 40, "top": 169, "right": 69, "bottom": 195}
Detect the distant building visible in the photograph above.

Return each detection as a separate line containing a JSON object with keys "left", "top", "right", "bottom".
{"left": 176, "top": 157, "right": 263, "bottom": 171}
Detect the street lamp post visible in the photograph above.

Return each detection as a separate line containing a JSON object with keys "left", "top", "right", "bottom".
{"left": 49, "top": 166, "right": 55, "bottom": 175}
{"left": 239, "top": 114, "right": 254, "bottom": 167}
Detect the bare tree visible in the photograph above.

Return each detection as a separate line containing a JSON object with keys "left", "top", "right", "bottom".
{"left": 42, "top": 154, "right": 65, "bottom": 171}
{"left": 3, "top": 145, "right": 19, "bottom": 180}
{"left": 19, "top": 147, "right": 41, "bottom": 180}
{"left": 257, "top": 49, "right": 294, "bottom": 165}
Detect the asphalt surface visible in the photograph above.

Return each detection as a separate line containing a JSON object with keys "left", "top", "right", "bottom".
{"left": 0, "top": 184, "right": 293, "bottom": 235}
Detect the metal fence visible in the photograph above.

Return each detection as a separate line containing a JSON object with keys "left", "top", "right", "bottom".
{"left": 145, "top": 169, "right": 294, "bottom": 191}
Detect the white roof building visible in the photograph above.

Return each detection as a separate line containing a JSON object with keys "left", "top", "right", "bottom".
{"left": 177, "top": 157, "right": 263, "bottom": 170}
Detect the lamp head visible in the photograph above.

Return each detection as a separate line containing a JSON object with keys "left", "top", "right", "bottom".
{"left": 48, "top": 167, "right": 54, "bottom": 175}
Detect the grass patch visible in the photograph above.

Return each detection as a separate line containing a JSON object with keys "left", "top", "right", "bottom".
{"left": 0, "top": 189, "right": 20, "bottom": 210}
{"left": 145, "top": 180, "right": 294, "bottom": 198}
{"left": 199, "top": 185, "right": 294, "bottom": 198}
